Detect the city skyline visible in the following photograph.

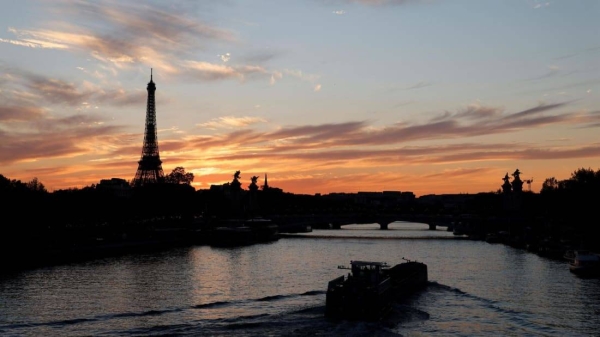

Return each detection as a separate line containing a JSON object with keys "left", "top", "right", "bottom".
{"left": 1, "top": 0, "right": 599, "bottom": 196}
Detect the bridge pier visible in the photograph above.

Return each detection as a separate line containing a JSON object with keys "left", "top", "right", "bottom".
{"left": 428, "top": 223, "right": 437, "bottom": 230}
{"left": 379, "top": 223, "right": 389, "bottom": 230}
{"left": 330, "top": 222, "right": 342, "bottom": 230}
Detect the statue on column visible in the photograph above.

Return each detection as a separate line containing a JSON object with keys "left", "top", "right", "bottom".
{"left": 231, "top": 170, "right": 242, "bottom": 191}
{"left": 511, "top": 169, "right": 523, "bottom": 193}
{"left": 249, "top": 176, "right": 259, "bottom": 192}
{"left": 501, "top": 173, "right": 512, "bottom": 193}
{"left": 247, "top": 175, "right": 260, "bottom": 215}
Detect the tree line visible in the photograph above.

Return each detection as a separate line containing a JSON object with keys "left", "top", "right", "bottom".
{"left": 1, "top": 167, "right": 599, "bottom": 252}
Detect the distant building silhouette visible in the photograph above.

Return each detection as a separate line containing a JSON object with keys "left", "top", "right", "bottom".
{"left": 132, "top": 69, "right": 165, "bottom": 187}
{"left": 97, "top": 178, "right": 132, "bottom": 198}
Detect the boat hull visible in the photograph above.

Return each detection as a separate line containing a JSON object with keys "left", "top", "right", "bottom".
{"left": 569, "top": 264, "right": 600, "bottom": 277}
{"left": 568, "top": 251, "right": 600, "bottom": 277}
{"left": 325, "top": 261, "right": 428, "bottom": 321}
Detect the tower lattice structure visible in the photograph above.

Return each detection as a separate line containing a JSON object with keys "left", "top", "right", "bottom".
{"left": 132, "top": 69, "right": 164, "bottom": 187}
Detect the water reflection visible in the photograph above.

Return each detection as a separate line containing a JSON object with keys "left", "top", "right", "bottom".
{"left": 1, "top": 223, "right": 599, "bottom": 336}
{"left": 293, "top": 221, "right": 457, "bottom": 239}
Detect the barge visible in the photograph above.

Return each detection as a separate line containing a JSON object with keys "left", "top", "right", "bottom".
{"left": 325, "top": 258, "right": 428, "bottom": 321}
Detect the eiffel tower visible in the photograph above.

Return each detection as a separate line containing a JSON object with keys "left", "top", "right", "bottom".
{"left": 132, "top": 69, "right": 164, "bottom": 187}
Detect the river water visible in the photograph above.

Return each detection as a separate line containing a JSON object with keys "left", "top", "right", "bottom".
{"left": 1, "top": 222, "right": 599, "bottom": 336}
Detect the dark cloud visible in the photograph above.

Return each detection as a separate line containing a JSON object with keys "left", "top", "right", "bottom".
{"left": 205, "top": 142, "right": 518, "bottom": 163}
{"left": 0, "top": 110, "right": 125, "bottom": 165}
{"left": 22, "top": 166, "right": 69, "bottom": 176}
{"left": 181, "top": 101, "right": 582, "bottom": 155}
{"left": 553, "top": 45, "right": 600, "bottom": 60}
{"left": 89, "top": 160, "right": 138, "bottom": 171}
{"left": 22, "top": 73, "right": 92, "bottom": 106}
{"left": 434, "top": 105, "right": 502, "bottom": 122}
{"left": 157, "top": 140, "right": 189, "bottom": 153}
{"left": 66, "top": 1, "right": 233, "bottom": 43}
{"left": 522, "top": 66, "right": 560, "bottom": 82}
{"left": 519, "top": 78, "right": 600, "bottom": 96}
{"left": 508, "top": 101, "right": 571, "bottom": 119}
{"left": 2, "top": 68, "right": 146, "bottom": 107}
{"left": 169, "top": 100, "right": 600, "bottom": 169}
{"left": 423, "top": 167, "right": 496, "bottom": 179}
{"left": 270, "top": 121, "right": 367, "bottom": 140}
{"left": 424, "top": 145, "right": 600, "bottom": 164}
{"left": 191, "top": 129, "right": 266, "bottom": 149}
{"left": 241, "top": 51, "right": 281, "bottom": 64}
{"left": 2, "top": 1, "right": 236, "bottom": 76}
{"left": 0, "top": 135, "right": 84, "bottom": 165}
{"left": 48, "top": 0, "right": 234, "bottom": 72}
{"left": 202, "top": 139, "right": 600, "bottom": 168}
{"left": 0, "top": 106, "right": 45, "bottom": 122}
{"left": 404, "top": 81, "right": 433, "bottom": 90}
{"left": 98, "top": 90, "right": 146, "bottom": 106}
{"left": 498, "top": 115, "right": 571, "bottom": 131}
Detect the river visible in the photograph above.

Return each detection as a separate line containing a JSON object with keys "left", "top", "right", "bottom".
{"left": 1, "top": 222, "right": 599, "bottom": 336}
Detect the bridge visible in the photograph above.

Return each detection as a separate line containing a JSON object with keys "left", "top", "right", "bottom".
{"left": 272, "top": 213, "right": 477, "bottom": 232}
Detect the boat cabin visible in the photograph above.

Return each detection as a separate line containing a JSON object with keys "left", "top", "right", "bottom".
{"left": 342, "top": 261, "right": 390, "bottom": 285}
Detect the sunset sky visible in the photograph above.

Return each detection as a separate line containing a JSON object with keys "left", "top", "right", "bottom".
{"left": 1, "top": 0, "right": 599, "bottom": 196}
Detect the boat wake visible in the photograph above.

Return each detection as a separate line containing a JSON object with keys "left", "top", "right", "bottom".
{"left": 0, "top": 289, "right": 328, "bottom": 336}
{"left": 404, "top": 281, "right": 566, "bottom": 337}
{"left": 7, "top": 282, "right": 561, "bottom": 337}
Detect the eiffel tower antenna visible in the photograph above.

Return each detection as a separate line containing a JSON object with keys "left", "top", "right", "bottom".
{"left": 132, "top": 68, "right": 164, "bottom": 186}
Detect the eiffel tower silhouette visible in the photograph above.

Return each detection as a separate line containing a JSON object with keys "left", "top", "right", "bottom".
{"left": 132, "top": 69, "right": 164, "bottom": 187}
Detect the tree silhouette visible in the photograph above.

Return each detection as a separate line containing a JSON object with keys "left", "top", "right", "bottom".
{"left": 541, "top": 177, "right": 558, "bottom": 193}
{"left": 165, "top": 167, "right": 194, "bottom": 185}
{"left": 26, "top": 177, "right": 47, "bottom": 193}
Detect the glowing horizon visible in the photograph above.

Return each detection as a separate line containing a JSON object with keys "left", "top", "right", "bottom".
{"left": 1, "top": 1, "right": 599, "bottom": 197}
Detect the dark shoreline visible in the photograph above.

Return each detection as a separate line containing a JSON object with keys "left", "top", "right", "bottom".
{"left": 279, "top": 233, "right": 471, "bottom": 240}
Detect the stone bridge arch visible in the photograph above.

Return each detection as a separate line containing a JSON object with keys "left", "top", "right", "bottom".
{"left": 335, "top": 220, "right": 436, "bottom": 230}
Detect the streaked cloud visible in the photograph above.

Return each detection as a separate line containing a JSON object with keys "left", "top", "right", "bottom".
{"left": 1, "top": 1, "right": 320, "bottom": 92}
{"left": 197, "top": 116, "right": 267, "bottom": 129}
{"left": 532, "top": 1, "right": 550, "bottom": 9}
{"left": 180, "top": 101, "right": 585, "bottom": 157}
{"left": 242, "top": 51, "right": 280, "bottom": 64}
{"left": 423, "top": 168, "right": 496, "bottom": 179}
{"left": 284, "top": 69, "right": 321, "bottom": 82}
{"left": 2, "top": 68, "right": 144, "bottom": 107}
{"left": 1, "top": 1, "right": 234, "bottom": 74}
{"left": 405, "top": 81, "right": 433, "bottom": 90}
{"left": 0, "top": 114, "right": 125, "bottom": 165}
{"left": 183, "top": 60, "right": 274, "bottom": 82}
{"left": 0, "top": 106, "right": 45, "bottom": 122}
{"left": 2, "top": 0, "right": 598, "bottom": 195}
{"left": 0, "top": 33, "right": 69, "bottom": 49}
{"left": 524, "top": 65, "right": 560, "bottom": 81}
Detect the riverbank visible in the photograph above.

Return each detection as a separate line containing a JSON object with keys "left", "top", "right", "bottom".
{"left": 1, "top": 218, "right": 280, "bottom": 273}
